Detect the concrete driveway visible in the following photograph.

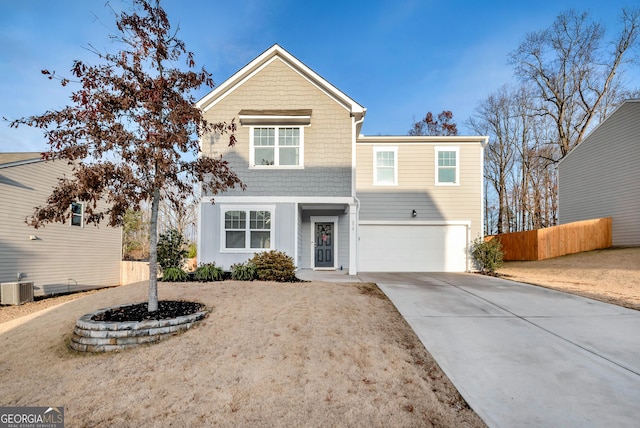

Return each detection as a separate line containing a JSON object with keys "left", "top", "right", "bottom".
{"left": 357, "top": 272, "right": 640, "bottom": 428}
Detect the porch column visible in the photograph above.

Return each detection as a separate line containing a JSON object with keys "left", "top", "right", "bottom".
{"left": 349, "top": 202, "right": 358, "bottom": 275}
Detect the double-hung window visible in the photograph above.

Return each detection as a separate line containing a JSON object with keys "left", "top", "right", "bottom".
{"left": 70, "top": 202, "right": 83, "bottom": 227}
{"left": 373, "top": 146, "right": 398, "bottom": 185}
{"left": 251, "top": 127, "right": 303, "bottom": 168}
{"left": 223, "top": 207, "right": 273, "bottom": 251}
{"left": 435, "top": 147, "right": 459, "bottom": 185}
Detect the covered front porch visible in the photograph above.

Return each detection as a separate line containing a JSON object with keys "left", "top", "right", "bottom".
{"left": 296, "top": 199, "right": 358, "bottom": 274}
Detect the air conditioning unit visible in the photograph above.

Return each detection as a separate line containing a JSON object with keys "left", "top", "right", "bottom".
{"left": 1, "top": 282, "right": 34, "bottom": 305}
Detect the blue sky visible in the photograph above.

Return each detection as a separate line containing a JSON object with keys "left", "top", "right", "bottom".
{"left": 1, "top": 0, "right": 638, "bottom": 152}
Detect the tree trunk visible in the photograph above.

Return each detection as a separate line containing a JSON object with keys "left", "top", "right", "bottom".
{"left": 148, "top": 186, "right": 161, "bottom": 312}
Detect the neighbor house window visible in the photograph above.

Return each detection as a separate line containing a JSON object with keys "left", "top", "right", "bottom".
{"left": 373, "top": 146, "right": 398, "bottom": 185}
{"left": 251, "top": 127, "right": 303, "bottom": 168}
{"left": 70, "top": 202, "right": 83, "bottom": 227}
{"left": 223, "top": 208, "right": 273, "bottom": 250}
{"left": 435, "top": 147, "right": 459, "bottom": 185}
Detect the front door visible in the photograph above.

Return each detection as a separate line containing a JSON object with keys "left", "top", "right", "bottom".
{"left": 315, "top": 223, "right": 334, "bottom": 268}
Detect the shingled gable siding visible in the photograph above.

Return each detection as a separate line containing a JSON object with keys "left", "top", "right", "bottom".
{"left": 559, "top": 101, "right": 640, "bottom": 246}
{"left": 0, "top": 160, "right": 121, "bottom": 296}
{"left": 355, "top": 142, "right": 484, "bottom": 240}
{"left": 201, "top": 58, "right": 353, "bottom": 197}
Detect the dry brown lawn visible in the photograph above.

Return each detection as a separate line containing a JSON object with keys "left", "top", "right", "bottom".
{"left": 3, "top": 247, "right": 636, "bottom": 427}
{"left": 497, "top": 247, "right": 640, "bottom": 310}
{"left": 0, "top": 281, "right": 484, "bottom": 427}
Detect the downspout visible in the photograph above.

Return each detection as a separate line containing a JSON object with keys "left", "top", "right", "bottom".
{"left": 473, "top": 136, "right": 490, "bottom": 272}
{"left": 351, "top": 113, "right": 366, "bottom": 275}
{"left": 480, "top": 136, "right": 489, "bottom": 239}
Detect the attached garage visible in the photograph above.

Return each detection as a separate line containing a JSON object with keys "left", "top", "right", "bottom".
{"left": 358, "top": 222, "right": 470, "bottom": 272}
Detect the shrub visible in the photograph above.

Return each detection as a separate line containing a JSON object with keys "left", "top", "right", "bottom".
{"left": 231, "top": 261, "right": 257, "bottom": 281}
{"left": 470, "top": 236, "right": 504, "bottom": 274}
{"left": 249, "top": 250, "right": 297, "bottom": 282}
{"left": 194, "top": 263, "right": 224, "bottom": 282}
{"left": 187, "top": 243, "right": 197, "bottom": 259}
{"left": 157, "top": 229, "right": 188, "bottom": 270}
{"left": 162, "top": 267, "right": 189, "bottom": 282}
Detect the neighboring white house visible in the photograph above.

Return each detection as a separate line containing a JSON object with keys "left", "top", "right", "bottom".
{"left": 196, "top": 45, "right": 487, "bottom": 274}
{"left": 558, "top": 99, "right": 640, "bottom": 246}
{"left": 0, "top": 153, "right": 122, "bottom": 296}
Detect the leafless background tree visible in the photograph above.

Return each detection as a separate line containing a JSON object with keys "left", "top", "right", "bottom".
{"left": 466, "top": 7, "right": 639, "bottom": 234}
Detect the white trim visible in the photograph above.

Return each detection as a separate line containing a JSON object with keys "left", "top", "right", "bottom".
{"left": 435, "top": 146, "right": 460, "bottom": 186}
{"left": 357, "top": 136, "right": 488, "bottom": 144}
{"left": 197, "top": 200, "right": 204, "bottom": 267}
{"left": 220, "top": 205, "right": 276, "bottom": 253}
{"left": 70, "top": 202, "right": 84, "bottom": 228}
{"left": 294, "top": 202, "right": 299, "bottom": 269}
{"left": 348, "top": 202, "right": 358, "bottom": 275}
{"left": 373, "top": 146, "right": 398, "bottom": 186}
{"left": 199, "top": 55, "right": 276, "bottom": 112}
{"left": 359, "top": 220, "right": 471, "bottom": 226}
{"left": 202, "top": 196, "right": 355, "bottom": 204}
{"left": 480, "top": 139, "right": 486, "bottom": 238}
{"left": 0, "top": 157, "right": 44, "bottom": 169}
{"left": 197, "top": 45, "right": 366, "bottom": 115}
{"left": 249, "top": 126, "right": 305, "bottom": 169}
{"left": 310, "top": 215, "right": 339, "bottom": 270}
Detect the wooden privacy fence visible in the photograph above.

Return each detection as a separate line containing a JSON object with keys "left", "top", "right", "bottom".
{"left": 120, "top": 261, "right": 150, "bottom": 285}
{"left": 487, "top": 217, "right": 612, "bottom": 261}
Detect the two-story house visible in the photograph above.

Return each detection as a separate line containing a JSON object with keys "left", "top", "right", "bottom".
{"left": 0, "top": 153, "right": 121, "bottom": 297}
{"left": 197, "top": 45, "right": 487, "bottom": 274}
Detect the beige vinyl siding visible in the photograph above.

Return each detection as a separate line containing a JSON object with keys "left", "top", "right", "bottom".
{"left": 0, "top": 160, "right": 121, "bottom": 296}
{"left": 201, "top": 58, "right": 353, "bottom": 197}
{"left": 356, "top": 142, "right": 484, "bottom": 239}
{"left": 558, "top": 101, "right": 640, "bottom": 246}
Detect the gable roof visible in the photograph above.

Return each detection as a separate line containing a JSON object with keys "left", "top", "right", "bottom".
{"left": 197, "top": 44, "right": 366, "bottom": 120}
{"left": 558, "top": 99, "right": 640, "bottom": 166}
{"left": 0, "top": 152, "right": 43, "bottom": 169}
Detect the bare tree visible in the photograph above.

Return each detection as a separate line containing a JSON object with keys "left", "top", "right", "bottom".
{"left": 509, "top": 8, "right": 640, "bottom": 159}
{"left": 469, "top": 86, "right": 520, "bottom": 233}
{"left": 10, "top": 0, "right": 243, "bottom": 311}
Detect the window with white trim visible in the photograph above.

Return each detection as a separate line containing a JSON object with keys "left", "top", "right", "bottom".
{"left": 373, "top": 146, "right": 398, "bottom": 185}
{"left": 70, "top": 202, "right": 83, "bottom": 227}
{"left": 223, "top": 208, "right": 273, "bottom": 250}
{"left": 251, "top": 126, "right": 303, "bottom": 168}
{"left": 435, "top": 147, "right": 459, "bottom": 185}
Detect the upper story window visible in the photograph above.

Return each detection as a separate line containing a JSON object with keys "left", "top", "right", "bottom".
{"left": 435, "top": 146, "right": 459, "bottom": 185}
{"left": 373, "top": 146, "right": 398, "bottom": 185}
{"left": 70, "top": 202, "right": 83, "bottom": 227}
{"left": 223, "top": 207, "right": 273, "bottom": 251}
{"left": 251, "top": 126, "right": 304, "bottom": 168}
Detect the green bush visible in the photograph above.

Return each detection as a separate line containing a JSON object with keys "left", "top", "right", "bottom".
{"left": 162, "top": 267, "right": 189, "bottom": 282}
{"left": 470, "top": 236, "right": 504, "bottom": 274}
{"left": 194, "top": 263, "right": 224, "bottom": 282}
{"left": 157, "top": 229, "right": 188, "bottom": 270}
{"left": 249, "top": 250, "right": 297, "bottom": 282}
{"left": 231, "top": 261, "right": 257, "bottom": 281}
{"left": 187, "top": 243, "right": 197, "bottom": 259}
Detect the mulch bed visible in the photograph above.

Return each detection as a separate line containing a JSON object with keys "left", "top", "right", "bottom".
{"left": 91, "top": 300, "right": 205, "bottom": 322}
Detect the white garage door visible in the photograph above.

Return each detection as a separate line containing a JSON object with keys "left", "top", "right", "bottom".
{"left": 358, "top": 224, "right": 468, "bottom": 272}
